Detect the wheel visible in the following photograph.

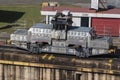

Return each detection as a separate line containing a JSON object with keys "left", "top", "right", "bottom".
{"left": 80, "top": 52, "right": 86, "bottom": 58}
{"left": 78, "top": 48, "right": 90, "bottom": 58}
{"left": 84, "top": 48, "right": 91, "bottom": 57}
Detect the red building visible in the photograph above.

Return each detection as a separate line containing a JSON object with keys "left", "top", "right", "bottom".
{"left": 41, "top": 6, "right": 120, "bottom": 36}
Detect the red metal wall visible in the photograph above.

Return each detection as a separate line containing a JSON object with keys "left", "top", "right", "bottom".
{"left": 92, "top": 18, "right": 120, "bottom": 36}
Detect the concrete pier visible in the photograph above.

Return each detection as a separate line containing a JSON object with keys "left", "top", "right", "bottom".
{"left": 0, "top": 47, "right": 120, "bottom": 80}
{"left": 0, "top": 64, "right": 120, "bottom": 80}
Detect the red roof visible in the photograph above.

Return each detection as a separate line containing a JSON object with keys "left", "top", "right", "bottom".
{"left": 41, "top": 6, "right": 120, "bottom": 14}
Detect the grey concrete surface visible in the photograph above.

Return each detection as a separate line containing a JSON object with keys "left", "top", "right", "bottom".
{"left": 1, "top": 64, "right": 119, "bottom": 80}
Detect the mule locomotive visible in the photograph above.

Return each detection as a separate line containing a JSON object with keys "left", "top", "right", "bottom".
{"left": 10, "top": 11, "right": 115, "bottom": 57}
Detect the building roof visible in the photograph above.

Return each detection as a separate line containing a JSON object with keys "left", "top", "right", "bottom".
{"left": 41, "top": 6, "right": 120, "bottom": 18}
{"left": 42, "top": 6, "right": 120, "bottom": 14}
{"left": 13, "top": 29, "right": 28, "bottom": 35}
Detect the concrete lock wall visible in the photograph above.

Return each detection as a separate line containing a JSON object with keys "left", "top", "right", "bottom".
{"left": 0, "top": 64, "right": 120, "bottom": 80}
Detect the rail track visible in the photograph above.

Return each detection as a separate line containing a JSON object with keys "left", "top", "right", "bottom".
{"left": 0, "top": 45, "right": 120, "bottom": 58}
{"left": 0, "top": 45, "right": 120, "bottom": 64}
{"left": 0, "top": 44, "right": 120, "bottom": 58}
{"left": 0, "top": 45, "right": 120, "bottom": 75}
{"left": 0, "top": 45, "right": 28, "bottom": 53}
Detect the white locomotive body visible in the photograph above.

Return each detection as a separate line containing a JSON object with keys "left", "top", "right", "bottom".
{"left": 10, "top": 11, "right": 114, "bottom": 57}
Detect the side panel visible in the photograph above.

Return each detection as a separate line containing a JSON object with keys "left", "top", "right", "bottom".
{"left": 92, "top": 18, "right": 120, "bottom": 36}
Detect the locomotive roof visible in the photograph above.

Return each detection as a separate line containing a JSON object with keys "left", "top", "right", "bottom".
{"left": 69, "top": 26, "right": 92, "bottom": 32}
{"left": 32, "top": 23, "right": 53, "bottom": 29}
{"left": 32, "top": 23, "right": 92, "bottom": 32}
{"left": 13, "top": 29, "right": 28, "bottom": 35}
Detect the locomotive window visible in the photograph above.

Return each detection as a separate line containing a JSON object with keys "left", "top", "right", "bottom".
{"left": 45, "top": 29, "right": 47, "bottom": 33}
{"left": 71, "top": 36, "right": 74, "bottom": 39}
{"left": 37, "top": 28, "right": 40, "bottom": 32}
{"left": 71, "top": 32, "right": 73, "bottom": 35}
{"left": 46, "top": 29, "right": 48, "bottom": 33}
{"left": 33, "top": 28, "right": 35, "bottom": 32}
{"left": 48, "top": 30, "right": 50, "bottom": 33}
{"left": 80, "top": 37, "right": 83, "bottom": 40}
{"left": 44, "top": 34, "right": 47, "bottom": 37}
{"left": 47, "top": 34, "right": 50, "bottom": 37}
{"left": 37, "top": 34, "right": 39, "bottom": 37}
{"left": 35, "top": 28, "right": 37, "bottom": 32}
{"left": 82, "top": 37, "right": 85, "bottom": 40}
{"left": 46, "top": 30, "right": 48, "bottom": 33}
{"left": 67, "top": 32, "right": 70, "bottom": 35}
{"left": 81, "top": 32, "right": 86, "bottom": 37}
{"left": 82, "top": 33, "right": 86, "bottom": 36}
{"left": 48, "top": 30, "right": 51, "bottom": 33}
{"left": 34, "top": 28, "right": 36, "bottom": 32}
{"left": 44, "top": 30, "right": 46, "bottom": 33}
{"left": 45, "top": 34, "right": 47, "bottom": 37}
{"left": 75, "top": 36, "right": 78, "bottom": 39}
{"left": 32, "top": 33, "right": 34, "bottom": 36}
{"left": 41, "top": 29, "right": 43, "bottom": 33}
{"left": 46, "top": 29, "right": 49, "bottom": 33}
{"left": 39, "top": 29, "right": 41, "bottom": 33}
{"left": 73, "top": 32, "right": 76, "bottom": 35}
{"left": 39, "top": 34, "right": 42, "bottom": 36}
{"left": 44, "top": 29, "right": 46, "bottom": 33}
{"left": 78, "top": 32, "right": 80, "bottom": 36}
{"left": 43, "top": 29, "right": 45, "bottom": 33}
{"left": 69, "top": 36, "right": 73, "bottom": 39}
{"left": 49, "top": 30, "right": 51, "bottom": 33}
{"left": 37, "top": 29, "right": 39, "bottom": 32}
{"left": 34, "top": 33, "right": 36, "bottom": 36}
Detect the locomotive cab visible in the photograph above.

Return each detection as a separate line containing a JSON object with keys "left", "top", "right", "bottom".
{"left": 51, "top": 11, "right": 73, "bottom": 40}
{"left": 51, "top": 11, "right": 73, "bottom": 31}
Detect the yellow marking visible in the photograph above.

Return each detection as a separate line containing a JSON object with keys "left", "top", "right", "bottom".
{"left": 42, "top": 54, "right": 48, "bottom": 60}
{"left": 48, "top": 54, "right": 55, "bottom": 60}
{"left": 108, "top": 49, "right": 116, "bottom": 53}
{"left": 14, "top": 62, "right": 29, "bottom": 66}
{"left": 0, "top": 60, "right": 119, "bottom": 74}
{"left": 109, "top": 70, "right": 113, "bottom": 74}
{"left": 71, "top": 58, "right": 76, "bottom": 62}
{"left": 109, "top": 59, "right": 113, "bottom": 63}
{"left": 0, "top": 60, "right": 13, "bottom": 64}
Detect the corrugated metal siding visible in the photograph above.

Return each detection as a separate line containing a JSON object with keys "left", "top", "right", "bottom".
{"left": 92, "top": 18, "right": 120, "bottom": 36}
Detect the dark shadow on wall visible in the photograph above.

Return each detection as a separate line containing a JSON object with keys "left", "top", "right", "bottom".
{"left": 0, "top": 10, "right": 25, "bottom": 23}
